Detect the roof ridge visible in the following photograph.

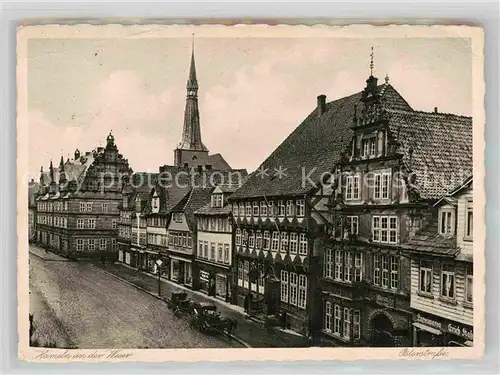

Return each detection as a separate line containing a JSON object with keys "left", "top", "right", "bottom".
{"left": 387, "top": 108, "right": 472, "bottom": 119}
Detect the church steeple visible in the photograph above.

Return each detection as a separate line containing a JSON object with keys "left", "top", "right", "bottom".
{"left": 176, "top": 35, "right": 208, "bottom": 159}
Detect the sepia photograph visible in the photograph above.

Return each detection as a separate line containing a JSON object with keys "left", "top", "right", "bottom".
{"left": 17, "top": 24, "right": 485, "bottom": 362}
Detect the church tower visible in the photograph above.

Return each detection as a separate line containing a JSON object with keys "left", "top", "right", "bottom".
{"left": 174, "top": 37, "right": 209, "bottom": 167}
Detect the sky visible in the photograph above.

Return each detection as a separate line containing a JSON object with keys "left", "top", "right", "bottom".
{"left": 27, "top": 37, "right": 472, "bottom": 180}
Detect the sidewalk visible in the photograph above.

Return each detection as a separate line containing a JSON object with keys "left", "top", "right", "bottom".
{"left": 93, "top": 261, "right": 311, "bottom": 348}
{"left": 29, "top": 245, "right": 69, "bottom": 262}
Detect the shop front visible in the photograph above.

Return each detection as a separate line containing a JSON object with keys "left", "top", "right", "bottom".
{"left": 170, "top": 255, "right": 193, "bottom": 288}
{"left": 412, "top": 312, "right": 473, "bottom": 347}
{"left": 195, "top": 261, "right": 232, "bottom": 301}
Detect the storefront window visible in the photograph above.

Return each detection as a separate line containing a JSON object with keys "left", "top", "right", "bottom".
{"left": 185, "top": 263, "right": 192, "bottom": 285}
{"left": 171, "top": 259, "right": 181, "bottom": 282}
{"left": 200, "top": 270, "right": 210, "bottom": 293}
{"left": 216, "top": 274, "right": 227, "bottom": 300}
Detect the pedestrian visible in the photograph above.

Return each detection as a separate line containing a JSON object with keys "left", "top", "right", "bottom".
{"left": 244, "top": 292, "right": 250, "bottom": 313}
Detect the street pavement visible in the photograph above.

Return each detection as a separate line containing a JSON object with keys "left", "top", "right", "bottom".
{"left": 29, "top": 245, "right": 241, "bottom": 349}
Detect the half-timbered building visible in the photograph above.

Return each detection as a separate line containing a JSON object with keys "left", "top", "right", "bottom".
{"left": 319, "top": 73, "right": 472, "bottom": 347}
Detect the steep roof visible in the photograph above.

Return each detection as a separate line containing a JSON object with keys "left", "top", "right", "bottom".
{"left": 171, "top": 187, "right": 213, "bottom": 230}
{"left": 158, "top": 165, "right": 248, "bottom": 188}
{"left": 401, "top": 220, "right": 458, "bottom": 257}
{"left": 231, "top": 83, "right": 412, "bottom": 199}
{"left": 387, "top": 110, "right": 472, "bottom": 200}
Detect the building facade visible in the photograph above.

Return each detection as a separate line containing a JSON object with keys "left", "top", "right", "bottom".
{"left": 28, "top": 179, "right": 39, "bottom": 242}
{"left": 193, "top": 185, "right": 236, "bottom": 301}
{"left": 35, "top": 133, "right": 131, "bottom": 258}
{"left": 407, "top": 177, "right": 474, "bottom": 347}
{"left": 318, "top": 74, "right": 472, "bottom": 347}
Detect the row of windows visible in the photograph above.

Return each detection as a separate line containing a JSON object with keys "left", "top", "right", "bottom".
{"left": 324, "top": 303, "right": 361, "bottom": 340}
{"left": 197, "top": 217, "right": 231, "bottom": 233}
{"left": 131, "top": 231, "right": 147, "bottom": 246}
{"left": 79, "top": 202, "right": 109, "bottom": 213}
{"left": 168, "top": 231, "right": 193, "bottom": 249}
{"left": 148, "top": 233, "right": 168, "bottom": 247}
{"left": 280, "top": 271, "right": 307, "bottom": 309}
{"left": 76, "top": 218, "right": 117, "bottom": 230}
{"left": 118, "top": 226, "right": 131, "bottom": 239}
{"left": 147, "top": 217, "right": 167, "bottom": 228}
{"left": 343, "top": 173, "right": 407, "bottom": 202}
{"left": 237, "top": 260, "right": 265, "bottom": 291}
{"left": 235, "top": 229, "right": 308, "bottom": 255}
{"left": 232, "top": 199, "right": 306, "bottom": 219}
{"left": 76, "top": 238, "right": 117, "bottom": 251}
{"left": 37, "top": 201, "right": 68, "bottom": 212}
{"left": 419, "top": 261, "right": 473, "bottom": 303}
{"left": 324, "top": 250, "right": 363, "bottom": 283}
{"left": 197, "top": 241, "right": 231, "bottom": 264}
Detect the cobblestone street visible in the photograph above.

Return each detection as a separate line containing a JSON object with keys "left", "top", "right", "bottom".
{"left": 29, "top": 245, "right": 242, "bottom": 349}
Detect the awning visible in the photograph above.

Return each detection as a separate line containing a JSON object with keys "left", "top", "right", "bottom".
{"left": 413, "top": 322, "right": 442, "bottom": 335}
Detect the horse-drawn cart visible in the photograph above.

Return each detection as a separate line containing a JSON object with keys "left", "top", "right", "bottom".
{"left": 190, "top": 302, "right": 237, "bottom": 336}
{"left": 167, "top": 292, "right": 193, "bottom": 318}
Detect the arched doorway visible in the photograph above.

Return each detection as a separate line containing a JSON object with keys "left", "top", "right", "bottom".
{"left": 371, "top": 313, "right": 394, "bottom": 347}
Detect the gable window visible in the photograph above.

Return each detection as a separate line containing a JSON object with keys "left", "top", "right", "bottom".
{"left": 439, "top": 208, "right": 455, "bottom": 235}
{"left": 324, "top": 301, "right": 333, "bottom": 332}
{"left": 419, "top": 260, "right": 433, "bottom": 294}
{"left": 298, "top": 233, "right": 308, "bottom": 255}
{"left": 465, "top": 267, "right": 473, "bottom": 304}
{"left": 296, "top": 199, "right": 305, "bottom": 217}
{"left": 324, "top": 248, "right": 333, "bottom": 278}
{"left": 465, "top": 200, "right": 473, "bottom": 240}
{"left": 346, "top": 175, "right": 360, "bottom": 200}
{"left": 252, "top": 202, "right": 259, "bottom": 216}
{"left": 346, "top": 216, "right": 359, "bottom": 236}
{"left": 263, "top": 231, "right": 270, "bottom": 250}
{"left": 212, "top": 194, "right": 223, "bottom": 208}
{"left": 271, "top": 231, "right": 280, "bottom": 251}
{"left": 441, "top": 264, "right": 456, "bottom": 299}
{"left": 280, "top": 232, "right": 289, "bottom": 252}
{"left": 354, "top": 253, "right": 363, "bottom": 282}
{"left": 268, "top": 201, "right": 275, "bottom": 217}
{"left": 278, "top": 201, "right": 286, "bottom": 217}
{"left": 260, "top": 201, "right": 267, "bottom": 217}
{"left": 372, "top": 215, "right": 398, "bottom": 244}
{"left": 245, "top": 202, "right": 252, "bottom": 216}
{"left": 362, "top": 138, "right": 376, "bottom": 158}
{"left": 235, "top": 228, "right": 241, "bottom": 246}
{"left": 289, "top": 233, "right": 298, "bottom": 254}
{"left": 102, "top": 203, "right": 108, "bottom": 212}
{"left": 248, "top": 231, "right": 255, "bottom": 248}
{"left": 280, "top": 270, "right": 289, "bottom": 303}
{"left": 286, "top": 200, "right": 295, "bottom": 217}
{"left": 256, "top": 231, "right": 262, "bottom": 249}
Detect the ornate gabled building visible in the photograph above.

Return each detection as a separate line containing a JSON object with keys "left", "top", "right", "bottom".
{"left": 405, "top": 177, "right": 474, "bottom": 347}
{"left": 319, "top": 71, "right": 472, "bottom": 347}
{"left": 228, "top": 67, "right": 414, "bottom": 337}
{"left": 35, "top": 132, "right": 132, "bottom": 258}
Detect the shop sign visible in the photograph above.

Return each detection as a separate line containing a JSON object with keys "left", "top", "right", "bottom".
{"left": 200, "top": 271, "right": 210, "bottom": 281}
{"left": 447, "top": 323, "right": 473, "bottom": 341}
{"left": 416, "top": 313, "right": 473, "bottom": 341}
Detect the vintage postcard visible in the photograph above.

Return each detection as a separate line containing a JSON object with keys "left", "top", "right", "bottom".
{"left": 17, "top": 24, "right": 485, "bottom": 362}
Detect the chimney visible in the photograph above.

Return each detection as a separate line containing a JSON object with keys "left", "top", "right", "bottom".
{"left": 205, "top": 164, "right": 212, "bottom": 170}
{"left": 434, "top": 107, "right": 438, "bottom": 113}
{"left": 317, "top": 95, "right": 326, "bottom": 117}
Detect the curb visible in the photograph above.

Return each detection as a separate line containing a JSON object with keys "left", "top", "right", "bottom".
{"left": 29, "top": 250, "right": 69, "bottom": 262}
{"left": 94, "top": 265, "right": 252, "bottom": 348}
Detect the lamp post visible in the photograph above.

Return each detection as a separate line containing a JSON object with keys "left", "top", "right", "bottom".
{"left": 156, "top": 259, "right": 163, "bottom": 297}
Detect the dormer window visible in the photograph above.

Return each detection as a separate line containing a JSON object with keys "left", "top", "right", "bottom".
{"left": 362, "top": 138, "right": 376, "bottom": 158}
{"left": 152, "top": 192, "right": 160, "bottom": 213}
{"left": 211, "top": 194, "right": 223, "bottom": 208}
{"left": 439, "top": 207, "right": 455, "bottom": 235}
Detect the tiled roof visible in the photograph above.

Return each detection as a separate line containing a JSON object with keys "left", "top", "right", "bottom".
{"left": 230, "top": 84, "right": 412, "bottom": 200}
{"left": 171, "top": 187, "right": 214, "bottom": 230}
{"left": 401, "top": 221, "right": 458, "bottom": 257}
{"left": 194, "top": 202, "right": 232, "bottom": 216}
{"left": 158, "top": 165, "right": 248, "bottom": 188}
{"left": 387, "top": 110, "right": 472, "bottom": 200}
{"left": 181, "top": 152, "right": 232, "bottom": 170}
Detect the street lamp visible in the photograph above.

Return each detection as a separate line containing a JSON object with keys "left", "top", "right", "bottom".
{"left": 156, "top": 259, "right": 163, "bottom": 296}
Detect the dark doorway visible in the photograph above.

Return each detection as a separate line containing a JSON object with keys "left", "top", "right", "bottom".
{"left": 371, "top": 313, "right": 394, "bottom": 347}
